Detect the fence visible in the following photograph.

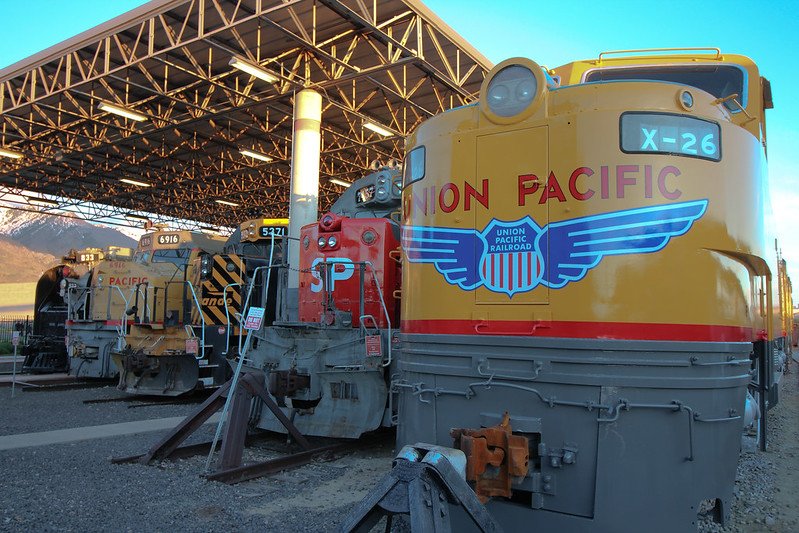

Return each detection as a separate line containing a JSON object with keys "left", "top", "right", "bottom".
{"left": 0, "top": 316, "right": 29, "bottom": 343}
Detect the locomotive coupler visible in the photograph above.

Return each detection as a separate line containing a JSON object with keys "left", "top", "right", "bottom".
{"left": 268, "top": 369, "right": 311, "bottom": 397}
{"left": 122, "top": 348, "right": 157, "bottom": 374}
{"left": 450, "top": 411, "right": 530, "bottom": 502}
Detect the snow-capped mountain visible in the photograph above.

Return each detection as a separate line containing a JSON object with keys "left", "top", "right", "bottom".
{"left": 0, "top": 208, "right": 138, "bottom": 257}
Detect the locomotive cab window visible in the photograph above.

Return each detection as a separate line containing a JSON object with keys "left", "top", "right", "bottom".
{"left": 356, "top": 184, "right": 376, "bottom": 204}
{"left": 403, "top": 146, "right": 426, "bottom": 188}
{"left": 133, "top": 251, "right": 151, "bottom": 264}
{"left": 585, "top": 64, "right": 747, "bottom": 113}
{"left": 151, "top": 248, "right": 190, "bottom": 266}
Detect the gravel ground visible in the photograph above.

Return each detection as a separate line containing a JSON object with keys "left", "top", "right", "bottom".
{"left": 2, "top": 369, "right": 797, "bottom": 533}
{"left": 0, "top": 384, "right": 205, "bottom": 437}
{"left": 0, "top": 384, "right": 394, "bottom": 533}
{"left": 698, "top": 362, "right": 799, "bottom": 532}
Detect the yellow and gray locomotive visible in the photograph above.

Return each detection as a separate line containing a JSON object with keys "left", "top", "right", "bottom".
{"left": 112, "top": 221, "right": 285, "bottom": 396}
{"left": 65, "top": 228, "right": 222, "bottom": 380}
{"left": 109, "top": 228, "right": 227, "bottom": 394}
{"left": 346, "top": 49, "right": 786, "bottom": 533}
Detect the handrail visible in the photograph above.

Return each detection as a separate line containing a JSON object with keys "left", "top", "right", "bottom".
{"left": 131, "top": 282, "right": 152, "bottom": 324}
{"left": 163, "top": 280, "right": 205, "bottom": 360}
{"left": 597, "top": 48, "right": 722, "bottom": 62}
{"left": 115, "top": 286, "right": 135, "bottom": 350}
{"left": 66, "top": 284, "right": 129, "bottom": 323}
{"left": 66, "top": 284, "right": 88, "bottom": 321}
{"left": 237, "top": 233, "right": 276, "bottom": 355}
{"left": 65, "top": 284, "right": 131, "bottom": 353}
{"left": 316, "top": 259, "right": 393, "bottom": 367}
{"left": 222, "top": 282, "right": 241, "bottom": 356}
{"left": 363, "top": 261, "right": 392, "bottom": 368}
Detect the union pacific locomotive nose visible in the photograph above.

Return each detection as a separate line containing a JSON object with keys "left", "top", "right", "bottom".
{"left": 379, "top": 49, "right": 778, "bottom": 533}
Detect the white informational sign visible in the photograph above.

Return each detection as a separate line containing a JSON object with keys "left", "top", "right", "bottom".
{"left": 185, "top": 337, "right": 199, "bottom": 355}
{"left": 243, "top": 307, "right": 266, "bottom": 330}
{"left": 11, "top": 331, "right": 20, "bottom": 347}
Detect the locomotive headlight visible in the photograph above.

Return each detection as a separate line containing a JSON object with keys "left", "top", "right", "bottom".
{"left": 328, "top": 236, "right": 338, "bottom": 248}
{"left": 480, "top": 58, "right": 548, "bottom": 124}
{"left": 487, "top": 66, "right": 535, "bottom": 117}
{"left": 375, "top": 185, "right": 389, "bottom": 201}
{"left": 318, "top": 236, "right": 327, "bottom": 248}
{"left": 361, "top": 230, "right": 377, "bottom": 245}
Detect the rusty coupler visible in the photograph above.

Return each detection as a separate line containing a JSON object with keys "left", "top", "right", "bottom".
{"left": 450, "top": 411, "right": 529, "bottom": 502}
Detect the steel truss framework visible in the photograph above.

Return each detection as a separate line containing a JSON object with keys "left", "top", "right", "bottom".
{"left": 0, "top": 0, "right": 490, "bottom": 229}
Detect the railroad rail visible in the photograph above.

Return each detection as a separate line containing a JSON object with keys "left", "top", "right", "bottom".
{"left": 113, "top": 430, "right": 390, "bottom": 484}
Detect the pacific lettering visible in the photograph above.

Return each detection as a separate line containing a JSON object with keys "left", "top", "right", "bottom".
{"left": 403, "top": 165, "right": 684, "bottom": 218}
{"left": 538, "top": 172, "right": 567, "bottom": 204}
{"left": 108, "top": 276, "right": 148, "bottom": 286}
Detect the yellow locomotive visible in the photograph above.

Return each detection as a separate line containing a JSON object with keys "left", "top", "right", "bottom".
{"left": 66, "top": 227, "right": 224, "bottom": 380}
{"left": 346, "top": 49, "right": 787, "bottom": 533}
{"left": 112, "top": 220, "right": 285, "bottom": 396}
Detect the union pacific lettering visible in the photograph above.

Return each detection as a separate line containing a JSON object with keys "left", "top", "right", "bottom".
{"left": 108, "top": 276, "right": 148, "bottom": 286}
{"left": 404, "top": 164, "right": 682, "bottom": 217}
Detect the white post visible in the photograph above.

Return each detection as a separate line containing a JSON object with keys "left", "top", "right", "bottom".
{"left": 285, "top": 89, "right": 322, "bottom": 320}
{"left": 11, "top": 330, "right": 19, "bottom": 398}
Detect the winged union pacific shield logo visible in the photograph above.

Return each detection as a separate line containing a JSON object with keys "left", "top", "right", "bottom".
{"left": 402, "top": 199, "right": 708, "bottom": 297}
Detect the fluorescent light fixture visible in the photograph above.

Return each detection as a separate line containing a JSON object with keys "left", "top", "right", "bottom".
{"left": 24, "top": 196, "right": 59, "bottom": 207}
{"left": 119, "top": 178, "right": 151, "bottom": 187}
{"left": 215, "top": 199, "right": 239, "bottom": 207}
{"left": 229, "top": 57, "right": 278, "bottom": 83}
{"left": 125, "top": 213, "right": 150, "bottom": 222}
{"left": 199, "top": 226, "right": 220, "bottom": 233}
{"left": 240, "top": 149, "right": 273, "bottom": 162}
{"left": 330, "top": 178, "right": 352, "bottom": 188}
{"left": 0, "top": 147, "right": 23, "bottom": 159}
{"left": 363, "top": 121, "right": 393, "bottom": 137}
{"left": 98, "top": 101, "right": 147, "bottom": 122}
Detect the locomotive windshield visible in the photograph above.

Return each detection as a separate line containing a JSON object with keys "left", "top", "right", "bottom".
{"left": 150, "top": 248, "right": 190, "bottom": 266}
{"left": 585, "top": 64, "right": 746, "bottom": 112}
{"left": 356, "top": 184, "right": 375, "bottom": 204}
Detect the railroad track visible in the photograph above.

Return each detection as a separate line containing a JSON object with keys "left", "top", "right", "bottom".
{"left": 20, "top": 379, "right": 116, "bottom": 392}
{"left": 84, "top": 393, "right": 210, "bottom": 409}
{"left": 113, "top": 430, "right": 392, "bottom": 485}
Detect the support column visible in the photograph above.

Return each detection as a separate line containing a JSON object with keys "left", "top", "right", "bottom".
{"left": 285, "top": 89, "right": 322, "bottom": 321}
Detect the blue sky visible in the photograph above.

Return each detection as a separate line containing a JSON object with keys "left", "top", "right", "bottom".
{"left": 1, "top": 0, "right": 798, "bottom": 280}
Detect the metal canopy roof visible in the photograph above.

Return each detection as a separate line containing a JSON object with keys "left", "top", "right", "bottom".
{"left": 0, "top": 0, "right": 491, "bottom": 228}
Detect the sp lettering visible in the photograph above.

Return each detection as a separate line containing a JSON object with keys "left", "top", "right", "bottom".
{"left": 310, "top": 257, "right": 355, "bottom": 293}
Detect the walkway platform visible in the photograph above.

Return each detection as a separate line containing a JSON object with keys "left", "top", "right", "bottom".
{"left": 0, "top": 413, "right": 220, "bottom": 451}
{"left": 0, "top": 372, "right": 74, "bottom": 387}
